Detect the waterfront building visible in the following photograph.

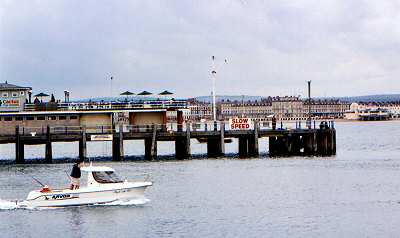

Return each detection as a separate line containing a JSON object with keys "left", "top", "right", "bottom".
{"left": 345, "top": 102, "right": 400, "bottom": 120}
{"left": 0, "top": 82, "right": 32, "bottom": 112}
{"left": 305, "top": 99, "right": 350, "bottom": 119}
{"left": 271, "top": 96, "right": 304, "bottom": 120}
{"left": 185, "top": 99, "right": 212, "bottom": 121}
{"left": 219, "top": 98, "right": 273, "bottom": 121}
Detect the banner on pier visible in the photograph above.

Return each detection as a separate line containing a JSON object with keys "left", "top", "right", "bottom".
{"left": 90, "top": 134, "right": 113, "bottom": 141}
{"left": 229, "top": 118, "right": 253, "bottom": 130}
{"left": 0, "top": 98, "right": 20, "bottom": 109}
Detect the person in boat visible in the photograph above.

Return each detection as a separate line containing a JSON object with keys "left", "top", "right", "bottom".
{"left": 70, "top": 160, "right": 84, "bottom": 190}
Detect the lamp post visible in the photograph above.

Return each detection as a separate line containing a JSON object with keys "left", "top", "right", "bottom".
{"left": 307, "top": 80, "right": 312, "bottom": 129}
{"left": 210, "top": 56, "right": 228, "bottom": 130}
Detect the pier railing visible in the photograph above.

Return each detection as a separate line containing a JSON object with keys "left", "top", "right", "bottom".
{"left": 9, "top": 120, "right": 335, "bottom": 137}
{"left": 24, "top": 99, "right": 188, "bottom": 112}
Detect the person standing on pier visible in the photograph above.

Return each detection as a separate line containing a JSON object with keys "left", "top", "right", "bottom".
{"left": 70, "top": 160, "right": 84, "bottom": 190}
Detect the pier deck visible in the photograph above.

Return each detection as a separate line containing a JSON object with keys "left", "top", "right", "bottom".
{"left": 1, "top": 121, "right": 336, "bottom": 163}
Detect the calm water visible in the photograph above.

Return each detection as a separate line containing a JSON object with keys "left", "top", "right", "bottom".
{"left": 1, "top": 121, "right": 400, "bottom": 238}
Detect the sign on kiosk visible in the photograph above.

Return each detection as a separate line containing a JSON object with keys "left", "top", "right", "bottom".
{"left": 229, "top": 118, "right": 253, "bottom": 130}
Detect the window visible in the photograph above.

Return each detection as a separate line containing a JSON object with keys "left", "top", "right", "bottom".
{"left": 92, "top": 171, "right": 123, "bottom": 183}
{"left": 15, "top": 116, "right": 23, "bottom": 121}
{"left": 1, "top": 92, "right": 8, "bottom": 98}
{"left": 58, "top": 116, "right": 67, "bottom": 120}
{"left": 70, "top": 115, "right": 78, "bottom": 120}
{"left": 12, "top": 92, "right": 18, "bottom": 97}
{"left": 48, "top": 116, "right": 57, "bottom": 120}
{"left": 3, "top": 117, "right": 12, "bottom": 121}
{"left": 26, "top": 116, "right": 34, "bottom": 121}
{"left": 20, "top": 91, "right": 25, "bottom": 96}
{"left": 37, "top": 116, "right": 45, "bottom": 120}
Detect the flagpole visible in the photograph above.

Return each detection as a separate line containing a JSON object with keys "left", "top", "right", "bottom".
{"left": 211, "top": 56, "right": 217, "bottom": 125}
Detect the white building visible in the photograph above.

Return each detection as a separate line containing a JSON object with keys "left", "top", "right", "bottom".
{"left": 0, "top": 81, "right": 32, "bottom": 112}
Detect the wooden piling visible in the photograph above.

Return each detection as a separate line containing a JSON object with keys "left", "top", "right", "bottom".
{"left": 303, "top": 133, "right": 316, "bottom": 156}
{"left": 289, "top": 134, "right": 301, "bottom": 156}
{"left": 207, "top": 137, "right": 222, "bottom": 158}
{"left": 332, "top": 129, "right": 336, "bottom": 155}
{"left": 79, "top": 126, "right": 87, "bottom": 161}
{"left": 175, "top": 122, "right": 191, "bottom": 160}
{"left": 144, "top": 125, "right": 157, "bottom": 160}
{"left": 112, "top": 125, "right": 124, "bottom": 161}
{"left": 269, "top": 136, "right": 277, "bottom": 157}
{"left": 316, "top": 129, "right": 329, "bottom": 156}
{"left": 15, "top": 126, "right": 25, "bottom": 164}
{"left": 45, "top": 125, "right": 52, "bottom": 163}
{"left": 186, "top": 122, "right": 191, "bottom": 158}
{"left": 238, "top": 136, "right": 248, "bottom": 158}
{"left": 248, "top": 121, "right": 259, "bottom": 157}
{"left": 220, "top": 121, "right": 225, "bottom": 156}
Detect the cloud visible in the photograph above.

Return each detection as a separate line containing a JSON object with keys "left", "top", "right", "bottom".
{"left": 1, "top": 0, "right": 400, "bottom": 100}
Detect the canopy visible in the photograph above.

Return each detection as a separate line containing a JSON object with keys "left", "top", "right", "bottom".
{"left": 137, "top": 91, "right": 152, "bottom": 96}
{"left": 120, "top": 91, "right": 135, "bottom": 96}
{"left": 158, "top": 90, "right": 173, "bottom": 95}
{"left": 34, "top": 92, "right": 49, "bottom": 97}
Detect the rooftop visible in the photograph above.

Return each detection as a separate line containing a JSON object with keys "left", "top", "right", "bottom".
{"left": 0, "top": 81, "right": 32, "bottom": 91}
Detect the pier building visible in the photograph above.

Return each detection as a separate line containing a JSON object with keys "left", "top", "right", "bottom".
{"left": 0, "top": 82, "right": 32, "bottom": 112}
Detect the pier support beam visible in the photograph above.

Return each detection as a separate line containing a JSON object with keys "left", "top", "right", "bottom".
{"left": 175, "top": 123, "right": 191, "bottom": 159}
{"left": 332, "top": 129, "right": 336, "bottom": 155}
{"left": 269, "top": 135, "right": 289, "bottom": 157}
{"left": 79, "top": 127, "right": 87, "bottom": 161}
{"left": 145, "top": 125, "right": 157, "bottom": 160}
{"left": 288, "top": 134, "right": 301, "bottom": 156}
{"left": 220, "top": 122, "right": 225, "bottom": 156}
{"left": 112, "top": 125, "right": 124, "bottom": 161}
{"left": 248, "top": 121, "right": 259, "bottom": 157}
{"left": 45, "top": 125, "right": 52, "bottom": 163}
{"left": 15, "top": 126, "right": 25, "bottom": 164}
{"left": 317, "top": 130, "right": 328, "bottom": 156}
{"left": 303, "top": 132, "right": 316, "bottom": 156}
{"left": 269, "top": 136, "right": 277, "bottom": 157}
{"left": 207, "top": 137, "right": 222, "bottom": 158}
{"left": 238, "top": 136, "right": 248, "bottom": 158}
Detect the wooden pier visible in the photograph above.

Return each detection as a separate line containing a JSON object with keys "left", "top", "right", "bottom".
{"left": 1, "top": 121, "right": 337, "bottom": 163}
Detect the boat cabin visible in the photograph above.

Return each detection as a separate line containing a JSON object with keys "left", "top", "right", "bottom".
{"left": 81, "top": 166, "right": 124, "bottom": 186}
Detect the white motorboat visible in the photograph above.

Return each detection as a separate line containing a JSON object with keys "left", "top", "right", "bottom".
{"left": 17, "top": 165, "right": 152, "bottom": 208}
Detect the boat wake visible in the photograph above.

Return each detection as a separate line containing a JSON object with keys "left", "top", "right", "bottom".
{"left": 0, "top": 199, "right": 19, "bottom": 210}
{"left": 96, "top": 198, "right": 150, "bottom": 207}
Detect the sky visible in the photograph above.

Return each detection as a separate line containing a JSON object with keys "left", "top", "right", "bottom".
{"left": 1, "top": 0, "right": 400, "bottom": 100}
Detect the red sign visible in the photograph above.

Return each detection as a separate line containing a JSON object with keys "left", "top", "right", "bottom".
{"left": 229, "top": 118, "right": 252, "bottom": 130}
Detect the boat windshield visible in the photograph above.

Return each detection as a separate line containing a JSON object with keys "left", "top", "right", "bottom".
{"left": 92, "top": 171, "right": 123, "bottom": 183}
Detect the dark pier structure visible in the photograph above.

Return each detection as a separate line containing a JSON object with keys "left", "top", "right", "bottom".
{"left": 2, "top": 121, "right": 336, "bottom": 164}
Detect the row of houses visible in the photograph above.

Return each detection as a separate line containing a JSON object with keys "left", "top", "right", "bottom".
{"left": 185, "top": 96, "right": 351, "bottom": 121}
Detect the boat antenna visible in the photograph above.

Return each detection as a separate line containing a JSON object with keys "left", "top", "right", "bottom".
{"left": 18, "top": 170, "right": 45, "bottom": 187}
{"left": 64, "top": 170, "right": 71, "bottom": 180}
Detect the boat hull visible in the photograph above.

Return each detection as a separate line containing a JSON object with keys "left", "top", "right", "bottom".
{"left": 19, "top": 182, "right": 151, "bottom": 208}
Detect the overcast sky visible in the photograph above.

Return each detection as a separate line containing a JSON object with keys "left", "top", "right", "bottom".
{"left": 1, "top": 0, "right": 400, "bottom": 99}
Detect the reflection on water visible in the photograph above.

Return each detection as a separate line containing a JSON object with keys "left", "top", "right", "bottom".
{"left": 0, "top": 121, "right": 400, "bottom": 237}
